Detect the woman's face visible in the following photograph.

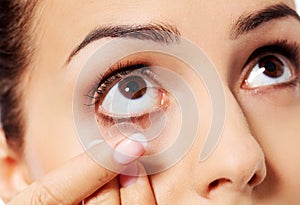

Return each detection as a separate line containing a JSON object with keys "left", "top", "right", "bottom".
{"left": 19, "top": 0, "right": 300, "bottom": 204}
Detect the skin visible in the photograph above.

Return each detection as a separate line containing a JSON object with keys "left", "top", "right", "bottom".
{"left": 0, "top": 0, "right": 300, "bottom": 204}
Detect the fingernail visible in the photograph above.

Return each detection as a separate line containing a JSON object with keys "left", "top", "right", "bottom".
{"left": 119, "top": 163, "right": 138, "bottom": 187}
{"left": 113, "top": 136, "right": 146, "bottom": 165}
{"left": 128, "top": 133, "right": 148, "bottom": 149}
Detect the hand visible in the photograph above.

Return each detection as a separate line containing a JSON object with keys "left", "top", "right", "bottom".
{"left": 7, "top": 138, "right": 156, "bottom": 205}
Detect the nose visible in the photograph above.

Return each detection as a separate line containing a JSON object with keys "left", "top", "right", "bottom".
{"left": 195, "top": 89, "right": 266, "bottom": 197}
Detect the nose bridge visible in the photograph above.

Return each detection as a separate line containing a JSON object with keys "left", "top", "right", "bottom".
{"left": 195, "top": 88, "right": 266, "bottom": 196}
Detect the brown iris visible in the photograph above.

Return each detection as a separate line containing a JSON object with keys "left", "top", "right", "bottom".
{"left": 118, "top": 75, "right": 147, "bottom": 99}
{"left": 258, "top": 55, "right": 284, "bottom": 78}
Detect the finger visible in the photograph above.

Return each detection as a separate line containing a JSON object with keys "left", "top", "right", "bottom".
{"left": 7, "top": 137, "right": 145, "bottom": 205}
{"left": 120, "top": 163, "right": 157, "bottom": 205}
{"left": 84, "top": 178, "right": 120, "bottom": 205}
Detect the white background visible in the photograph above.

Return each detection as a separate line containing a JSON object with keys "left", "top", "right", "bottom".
{"left": 296, "top": 0, "right": 300, "bottom": 14}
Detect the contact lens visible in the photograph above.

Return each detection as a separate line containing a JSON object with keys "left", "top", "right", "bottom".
{"left": 73, "top": 36, "right": 225, "bottom": 175}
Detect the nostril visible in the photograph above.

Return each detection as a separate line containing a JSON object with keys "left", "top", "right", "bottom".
{"left": 208, "top": 178, "right": 232, "bottom": 192}
{"left": 247, "top": 173, "right": 258, "bottom": 186}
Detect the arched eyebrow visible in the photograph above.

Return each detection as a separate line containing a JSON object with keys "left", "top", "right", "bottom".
{"left": 230, "top": 3, "right": 300, "bottom": 39}
{"left": 67, "top": 23, "right": 180, "bottom": 63}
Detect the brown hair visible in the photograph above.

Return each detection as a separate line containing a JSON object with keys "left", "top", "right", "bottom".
{"left": 0, "top": 0, "right": 37, "bottom": 151}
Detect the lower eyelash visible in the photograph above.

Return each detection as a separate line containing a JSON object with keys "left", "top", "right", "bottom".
{"left": 243, "top": 77, "right": 300, "bottom": 95}
{"left": 96, "top": 94, "right": 170, "bottom": 127}
{"left": 274, "top": 77, "right": 299, "bottom": 89}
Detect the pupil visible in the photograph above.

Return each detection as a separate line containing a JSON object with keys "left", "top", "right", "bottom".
{"left": 264, "top": 61, "right": 276, "bottom": 72}
{"left": 125, "top": 81, "right": 140, "bottom": 93}
{"left": 259, "top": 55, "right": 284, "bottom": 78}
{"left": 118, "top": 75, "right": 147, "bottom": 99}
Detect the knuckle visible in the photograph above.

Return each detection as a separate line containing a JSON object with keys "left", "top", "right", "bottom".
{"left": 29, "top": 181, "right": 63, "bottom": 205}
{"left": 97, "top": 171, "right": 111, "bottom": 185}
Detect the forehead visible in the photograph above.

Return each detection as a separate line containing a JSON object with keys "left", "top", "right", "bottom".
{"left": 35, "top": 0, "right": 295, "bottom": 35}
{"left": 31, "top": 0, "right": 296, "bottom": 70}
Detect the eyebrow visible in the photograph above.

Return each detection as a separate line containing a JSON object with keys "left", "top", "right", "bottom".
{"left": 67, "top": 23, "right": 180, "bottom": 63}
{"left": 230, "top": 3, "right": 300, "bottom": 39}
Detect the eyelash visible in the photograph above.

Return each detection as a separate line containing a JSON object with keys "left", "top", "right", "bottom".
{"left": 244, "top": 40, "right": 300, "bottom": 68}
{"left": 86, "top": 39, "right": 300, "bottom": 107}
{"left": 241, "top": 40, "right": 300, "bottom": 89}
{"left": 92, "top": 62, "right": 158, "bottom": 105}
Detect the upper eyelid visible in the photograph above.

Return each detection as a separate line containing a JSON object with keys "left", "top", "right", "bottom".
{"left": 98, "top": 63, "right": 149, "bottom": 87}
{"left": 236, "top": 40, "right": 300, "bottom": 90}
{"left": 243, "top": 40, "right": 300, "bottom": 69}
{"left": 95, "top": 64, "right": 152, "bottom": 99}
{"left": 240, "top": 54, "right": 296, "bottom": 90}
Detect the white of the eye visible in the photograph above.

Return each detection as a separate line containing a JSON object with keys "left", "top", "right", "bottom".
{"left": 245, "top": 60, "right": 292, "bottom": 88}
{"left": 101, "top": 78, "right": 160, "bottom": 115}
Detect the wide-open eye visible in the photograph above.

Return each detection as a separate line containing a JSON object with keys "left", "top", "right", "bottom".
{"left": 117, "top": 75, "right": 147, "bottom": 99}
{"left": 243, "top": 54, "right": 294, "bottom": 88}
{"left": 96, "top": 66, "right": 167, "bottom": 117}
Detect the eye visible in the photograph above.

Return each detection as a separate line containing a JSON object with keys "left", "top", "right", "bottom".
{"left": 241, "top": 41, "right": 300, "bottom": 90}
{"left": 95, "top": 65, "right": 167, "bottom": 117}
{"left": 243, "top": 54, "right": 293, "bottom": 88}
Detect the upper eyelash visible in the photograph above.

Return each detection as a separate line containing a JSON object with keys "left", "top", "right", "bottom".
{"left": 91, "top": 62, "right": 161, "bottom": 107}
{"left": 239, "top": 40, "right": 300, "bottom": 91}
{"left": 84, "top": 62, "right": 147, "bottom": 106}
{"left": 244, "top": 40, "right": 300, "bottom": 69}
{"left": 96, "top": 63, "right": 149, "bottom": 96}
{"left": 87, "top": 40, "right": 300, "bottom": 105}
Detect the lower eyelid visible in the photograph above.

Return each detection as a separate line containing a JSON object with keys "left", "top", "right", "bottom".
{"left": 95, "top": 96, "right": 171, "bottom": 134}
{"left": 241, "top": 54, "right": 297, "bottom": 89}
{"left": 95, "top": 87, "right": 169, "bottom": 117}
{"left": 241, "top": 77, "right": 299, "bottom": 94}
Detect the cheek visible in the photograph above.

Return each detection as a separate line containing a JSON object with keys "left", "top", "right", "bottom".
{"left": 237, "top": 93, "right": 300, "bottom": 196}
{"left": 147, "top": 86, "right": 212, "bottom": 202}
{"left": 22, "top": 69, "right": 83, "bottom": 181}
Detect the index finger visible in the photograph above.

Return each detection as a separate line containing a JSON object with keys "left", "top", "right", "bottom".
{"left": 8, "top": 137, "right": 145, "bottom": 205}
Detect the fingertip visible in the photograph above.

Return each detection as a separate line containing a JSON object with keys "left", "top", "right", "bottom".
{"left": 113, "top": 138, "right": 145, "bottom": 165}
